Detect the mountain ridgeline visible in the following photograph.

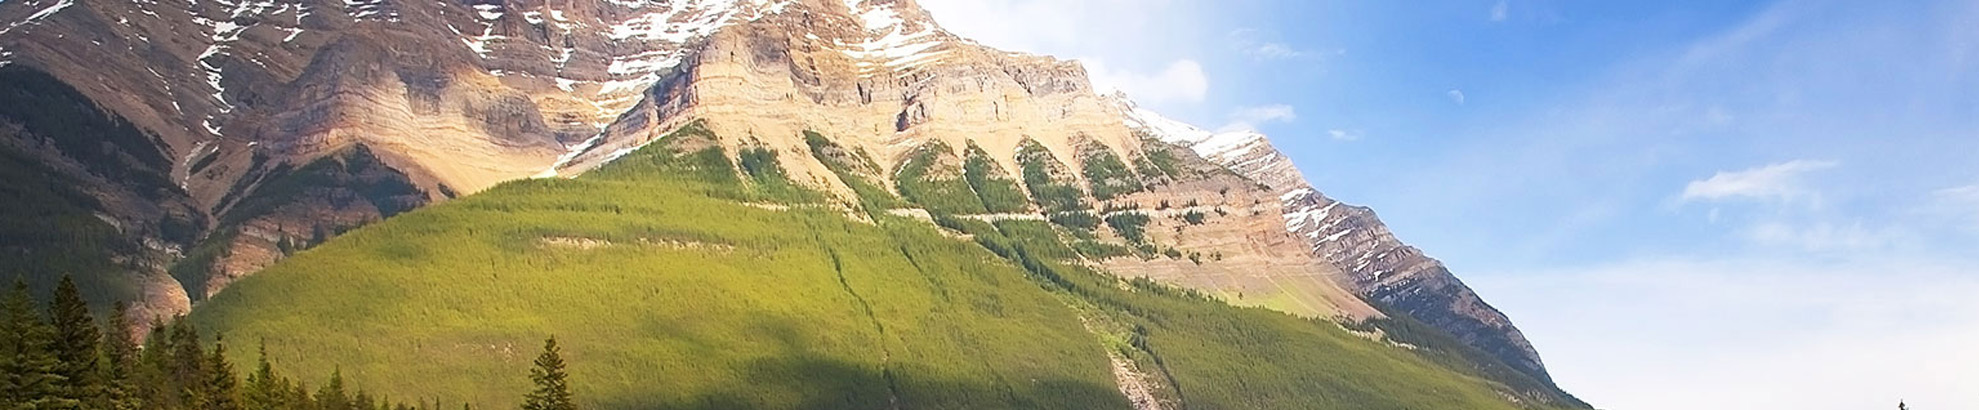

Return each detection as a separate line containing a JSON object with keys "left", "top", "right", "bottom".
{"left": 0, "top": 0, "right": 1585, "bottom": 408}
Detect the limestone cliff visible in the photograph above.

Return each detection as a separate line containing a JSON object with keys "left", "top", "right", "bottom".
{"left": 1116, "top": 96, "right": 1561, "bottom": 389}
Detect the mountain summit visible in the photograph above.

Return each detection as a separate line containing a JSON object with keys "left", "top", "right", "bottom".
{"left": 0, "top": 0, "right": 1583, "bottom": 408}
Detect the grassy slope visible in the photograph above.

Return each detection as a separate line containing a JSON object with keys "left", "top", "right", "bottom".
{"left": 189, "top": 125, "right": 1552, "bottom": 410}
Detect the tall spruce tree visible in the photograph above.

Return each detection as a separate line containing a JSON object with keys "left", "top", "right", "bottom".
{"left": 135, "top": 320, "right": 174, "bottom": 409}
{"left": 243, "top": 342, "right": 287, "bottom": 410}
{"left": 317, "top": 369, "right": 351, "bottom": 410}
{"left": 100, "top": 302, "right": 139, "bottom": 410}
{"left": 521, "top": 337, "right": 574, "bottom": 410}
{"left": 206, "top": 337, "right": 243, "bottom": 410}
{"left": 48, "top": 275, "right": 104, "bottom": 406}
{"left": 168, "top": 321, "right": 210, "bottom": 409}
{"left": 1, "top": 279, "right": 70, "bottom": 409}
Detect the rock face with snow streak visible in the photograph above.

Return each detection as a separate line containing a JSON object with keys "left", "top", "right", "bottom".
{"left": 1116, "top": 95, "right": 1561, "bottom": 389}
{"left": 0, "top": 0, "right": 1377, "bottom": 330}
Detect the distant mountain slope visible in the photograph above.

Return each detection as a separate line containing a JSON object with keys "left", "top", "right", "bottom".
{"left": 1, "top": 0, "right": 1585, "bottom": 406}
{"left": 1116, "top": 96, "right": 1570, "bottom": 394}
{"left": 189, "top": 122, "right": 1559, "bottom": 410}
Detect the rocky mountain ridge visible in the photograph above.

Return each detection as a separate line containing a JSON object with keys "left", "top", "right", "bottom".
{"left": 1, "top": 0, "right": 1577, "bottom": 406}
{"left": 1116, "top": 95, "right": 1559, "bottom": 387}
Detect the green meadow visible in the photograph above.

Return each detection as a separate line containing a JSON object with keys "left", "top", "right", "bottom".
{"left": 188, "top": 124, "right": 1562, "bottom": 409}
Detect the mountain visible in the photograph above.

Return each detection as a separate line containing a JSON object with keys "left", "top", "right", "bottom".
{"left": 0, "top": 0, "right": 1586, "bottom": 408}
{"left": 1117, "top": 96, "right": 1565, "bottom": 391}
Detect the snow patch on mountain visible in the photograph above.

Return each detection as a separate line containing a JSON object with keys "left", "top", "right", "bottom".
{"left": 0, "top": 0, "right": 74, "bottom": 37}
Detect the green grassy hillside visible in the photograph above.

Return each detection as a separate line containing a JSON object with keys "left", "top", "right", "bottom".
{"left": 189, "top": 123, "right": 1558, "bottom": 410}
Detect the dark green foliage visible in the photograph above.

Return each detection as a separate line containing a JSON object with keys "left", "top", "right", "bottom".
{"left": 0, "top": 145, "right": 143, "bottom": 308}
{"left": 217, "top": 144, "right": 424, "bottom": 228}
{"left": 245, "top": 343, "right": 288, "bottom": 410}
{"left": 49, "top": 276, "right": 104, "bottom": 406}
{"left": 103, "top": 302, "right": 140, "bottom": 410}
{"left": 802, "top": 131, "right": 903, "bottom": 210}
{"left": 174, "top": 145, "right": 429, "bottom": 300}
{"left": 1014, "top": 141, "right": 1088, "bottom": 213}
{"left": 190, "top": 149, "right": 1133, "bottom": 409}
{"left": 590, "top": 122, "right": 825, "bottom": 207}
{"left": 1104, "top": 213, "right": 1152, "bottom": 244}
{"left": 1138, "top": 150, "right": 1182, "bottom": 180}
{"left": 1181, "top": 211, "right": 1206, "bottom": 225}
{"left": 1077, "top": 146, "right": 1142, "bottom": 201}
{"left": 317, "top": 370, "right": 350, "bottom": 410}
{"left": 1069, "top": 240, "right": 1134, "bottom": 260}
{"left": 208, "top": 338, "right": 244, "bottom": 410}
{"left": 0, "top": 66, "right": 175, "bottom": 197}
{"left": 993, "top": 220, "right": 1078, "bottom": 261}
{"left": 1047, "top": 211, "right": 1100, "bottom": 232}
{"left": 895, "top": 141, "right": 989, "bottom": 214}
{"left": 961, "top": 143, "right": 1030, "bottom": 213}
{"left": 1, "top": 280, "right": 69, "bottom": 408}
{"left": 3, "top": 279, "right": 449, "bottom": 410}
{"left": 737, "top": 146, "right": 823, "bottom": 204}
{"left": 521, "top": 338, "right": 575, "bottom": 410}
{"left": 1352, "top": 302, "right": 1590, "bottom": 408}
{"left": 171, "top": 124, "right": 1573, "bottom": 410}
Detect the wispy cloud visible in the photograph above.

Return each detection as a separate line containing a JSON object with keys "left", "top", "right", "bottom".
{"left": 1084, "top": 59, "right": 1209, "bottom": 104}
{"left": 1327, "top": 129, "right": 1363, "bottom": 141}
{"left": 1447, "top": 89, "right": 1467, "bottom": 105}
{"left": 1491, "top": 0, "right": 1510, "bottom": 22}
{"left": 1218, "top": 104, "right": 1297, "bottom": 132}
{"left": 1680, "top": 160, "right": 1838, "bottom": 204}
{"left": 1229, "top": 28, "right": 1309, "bottom": 61}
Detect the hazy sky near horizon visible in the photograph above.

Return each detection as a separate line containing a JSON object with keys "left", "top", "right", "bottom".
{"left": 920, "top": 0, "right": 1979, "bottom": 408}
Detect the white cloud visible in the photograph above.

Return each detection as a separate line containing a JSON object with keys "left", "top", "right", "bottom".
{"left": 1218, "top": 104, "right": 1296, "bottom": 132}
{"left": 1247, "top": 43, "right": 1305, "bottom": 60}
{"left": 1447, "top": 89, "right": 1467, "bottom": 105}
{"left": 919, "top": 0, "right": 1220, "bottom": 105}
{"left": 1084, "top": 59, "right": 1209, "bottom": 104}
{"left": 1327, "top": 129, "right": 1363, "bottom": 141}
{"left": 1491, "top": 0, "right": 1510, "bottom": 22}
{"left": 1680, "top": 160, "right": 1838, "bottom": 203}
{"left": 1471, "top": 257, "right": 1979, "bottom": 410}
{"left": 1229, "top": 28, "right": 1308, "bottom": 60}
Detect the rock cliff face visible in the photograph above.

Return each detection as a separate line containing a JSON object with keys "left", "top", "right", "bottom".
{"left": 1116, "top": 97, "right": 1558, "bottom": 386}
{"left": 4, "top": 1, "right": 1534, "bottom": 392}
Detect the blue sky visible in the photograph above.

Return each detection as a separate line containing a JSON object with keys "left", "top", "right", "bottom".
{"left": 922, "top": 0, "right": 1979, "bottom": 408}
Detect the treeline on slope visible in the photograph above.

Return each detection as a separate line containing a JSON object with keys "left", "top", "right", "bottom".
{"left": 1344, "top": 299, "right": 1590, "bottom": 407}
{"left": 178, "top": 123, "right": 1567, "bottom": 409}
{"left": 0, "top": 65, "right": 203, "bottom": 308}
{"left": 2, "top": 275, "right": 581, "bottom": 410}
{"left": 186, "top": 123, "right": 1134, "bottom": 409}
{"left": 784, "top": 130, "right": 1575, "bottom": 408}
{"left": 925, "top": 201, "right": 1551, "bottom": 409}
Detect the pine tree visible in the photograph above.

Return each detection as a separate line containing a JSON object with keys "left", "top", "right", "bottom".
{"left": 288, "top": 380, "right": 315, "bottom": 410}
{"left": 134, "top": 320, "right": 174, "bottom": 410}
{"left": 207, "top": 337, "right": 243, "bottom": 410}
{"left": 520, "top": 337, "right": 574, "bottom": 410}
{"left": 317, "top": 369, "right": 352, "bottom": 410}
{"left": 48, "top": 275, "right": 105, "bottom": 407}
{"left": 1, "top": 279, "right": 71, "bottom": 409}
{"left": 168, "top": 321, "right": 210, "bottom": 409}
{"left": 100, "top": 302, "right": 140, "bottom": 410}
{"left": 243, "top": 341, "right": 288, "bottom": 410}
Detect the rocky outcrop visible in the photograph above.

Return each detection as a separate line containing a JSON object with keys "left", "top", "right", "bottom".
{"left": 4, "top": 3, "right": 1537, "bottom": 391}
{"left": 1116, "top": 96, "right": 1560, "bottom": 387}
